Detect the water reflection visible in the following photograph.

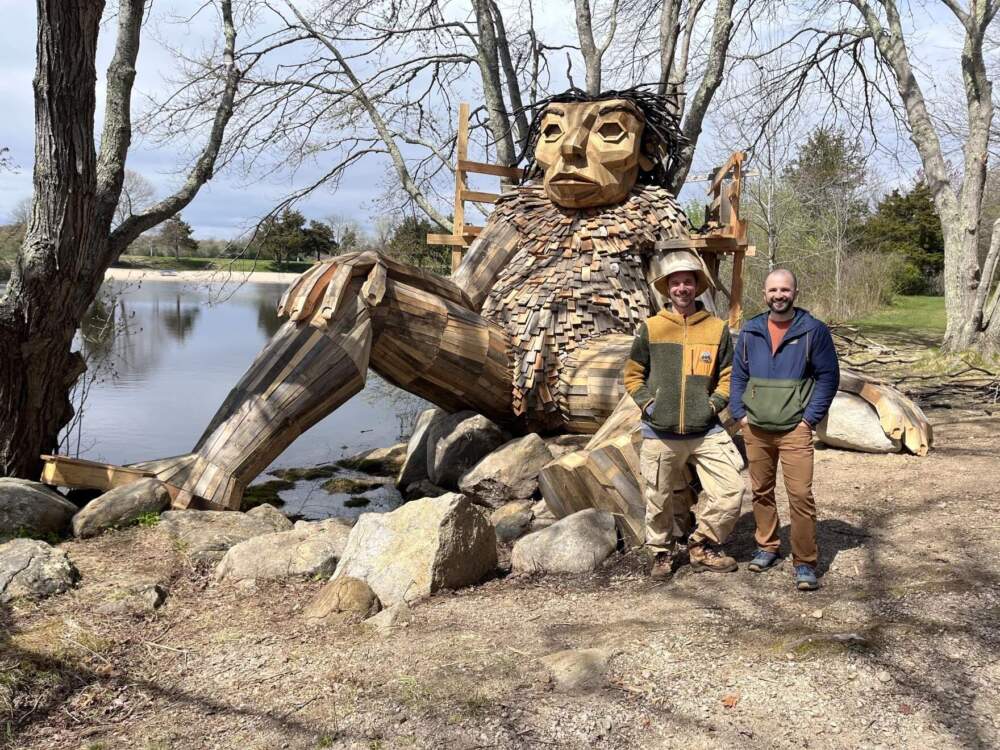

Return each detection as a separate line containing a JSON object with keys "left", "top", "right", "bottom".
{"left": 69, "top": 278, "right": 427, "bottom": 477}
{"left": 160, "top": 295, "right": 202, "bottom": 342}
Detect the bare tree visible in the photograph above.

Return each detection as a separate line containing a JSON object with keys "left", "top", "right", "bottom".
{"left": 114, "top": 169, "right": 156, "bottom": 228}
{"left": 171, "top": 0, "right": 746, "bottom": 241}
{"left": 0, "top": 0, "right": 242, "bottom": 479}
{"left": 750, "top": 0, "right": 1000, "bottom": 353}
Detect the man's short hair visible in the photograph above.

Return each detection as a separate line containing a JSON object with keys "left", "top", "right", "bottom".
{"left": 764, "top": 267, "right": 798, "bottom": 291}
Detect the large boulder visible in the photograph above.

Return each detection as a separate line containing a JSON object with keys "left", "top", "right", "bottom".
{"left": 333, "top": 493, "right": 497, "bottom": 605}
{"left": 426, "top": 412, "right": 506, "bottom": 488}
{"left": 215, "top": 518, "right": 353, "bottom": 581}
{"left": 396, "top": 408, "right": 447, "bottom": 488}
{"left": 72, "top": 478, "right": 170, "bottom": 538}
{"left": 817, "top": 392, "right": 901, "bottom": 453}
{"left": 0, "top": 479, "right": 76, "bottom": 541}
{"left": 303, "top": 576, "right": 380, "bottom": 619}
{"left": 458, "top": 434, "right": 554, "bottom": 507}
{"left": 0, "top": 539, "right": 79, "bottom": 602}
{"left": 159, "top": 507, "right": 292, "bottom": 564}
{"left": 511, "top": 509, "right": 617, "bottom": 575}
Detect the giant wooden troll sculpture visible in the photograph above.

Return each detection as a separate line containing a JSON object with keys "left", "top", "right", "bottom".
{"left": 141, "top": 89, "right": 931, "bottom": 527}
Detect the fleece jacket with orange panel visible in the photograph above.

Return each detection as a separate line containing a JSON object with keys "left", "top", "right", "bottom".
{"left": 624, "top": 305, "right": 734, "bottom": 435}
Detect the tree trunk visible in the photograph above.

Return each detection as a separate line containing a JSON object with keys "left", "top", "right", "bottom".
{"left": 941, "top": 220, "right": 983, "bottom": 350}
{"left": 0, "top": 0, "right": 106, "bottom": 478}
{"left": 0, "top": 0, "right": 239, "bottom": 480}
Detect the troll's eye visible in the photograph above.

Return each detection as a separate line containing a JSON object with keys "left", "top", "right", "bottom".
{"left": 542, "top": 122, "right": 564, "bottom": 141}
{"left": 597, "top": 121, "right": 626, "bottom": 143}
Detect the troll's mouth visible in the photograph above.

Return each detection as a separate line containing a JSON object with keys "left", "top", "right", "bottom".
{"left": 550, "top": 173, "right": 597, "bottom": 184}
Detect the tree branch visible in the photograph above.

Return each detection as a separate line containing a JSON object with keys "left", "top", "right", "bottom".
{"left": 277, "top": 0, "right": 454, "bottom": 230}
{"left": 669, "top": 0, "right": 735, "bottom": 191}
{"left": 96, "top": 0, "right": 144, "bottom": 227}
{"left": 110, "top": 0, "right": 242, "bottom": 254}
{"left": 575, "top": 0, "right": 602, "bottom": 93}
{"left": 488, "top": 0, "right": 530, "bottom": 152}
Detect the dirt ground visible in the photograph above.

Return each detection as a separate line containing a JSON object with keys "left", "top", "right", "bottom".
{"left": 2, "top": 405, "right": 999, "bottom": 750}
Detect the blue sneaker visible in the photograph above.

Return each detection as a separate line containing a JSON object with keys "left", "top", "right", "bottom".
{"left": 794, "top": 564, "right": 819, "bottom": 591}
{"left": 748, "top": 550, "right": 780, "bottom": 572}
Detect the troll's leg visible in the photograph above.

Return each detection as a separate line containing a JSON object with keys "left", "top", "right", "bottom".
{"left": 149, "top": 272, "right": 512, "bottom": 510}
{"left": 146, "top": 293, "right": 374, "bottom": 509}
{"left": 367, "top": 278, "right": 512, "bottom": 417}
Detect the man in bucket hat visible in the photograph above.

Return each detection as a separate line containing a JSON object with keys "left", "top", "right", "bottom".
{"left": 624, "top": 250, "right": 745, "bottom": 579}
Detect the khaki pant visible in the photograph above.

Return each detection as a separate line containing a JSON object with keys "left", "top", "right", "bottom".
{"left": 640, "top": 430, "right": 745, "bottom": 552}
{"left": 743, "top": 422, "right": 817, "bottom": 566}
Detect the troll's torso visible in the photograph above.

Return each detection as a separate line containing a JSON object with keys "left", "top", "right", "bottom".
{"left": 479, "top": 185, "right": 690, "bottom": 425}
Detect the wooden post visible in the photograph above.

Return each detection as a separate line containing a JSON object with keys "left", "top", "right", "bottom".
{"left": 729, "top": 249, "right": 745, "bottom": 330}
{"left": 452, "top": 103, "right": 469, "bottom": 273}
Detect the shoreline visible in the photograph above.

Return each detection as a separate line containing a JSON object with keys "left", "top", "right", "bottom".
{"left": 105, "top": 267, "right": 300, "bottom": 284}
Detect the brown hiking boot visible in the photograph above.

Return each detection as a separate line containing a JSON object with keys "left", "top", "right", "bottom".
{"left": 688, "top": 542, "right": 738, "bottom": 573}
{"left": 650, "top": 551, "right": 674, "bottom": 580}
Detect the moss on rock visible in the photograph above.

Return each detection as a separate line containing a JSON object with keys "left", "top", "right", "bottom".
{"left": 270, "top": 465, "right": 338, "bottom": 481}
{"left": 321, "top": 477, "right": 384, "bottom": 495}
{"left": 241, "top": 480, "right": 295, "bottom": 510}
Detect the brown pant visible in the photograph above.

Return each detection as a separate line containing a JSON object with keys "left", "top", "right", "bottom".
{"left": 743, "top": 422, "right": 817, "bottom": 566}
{"left": 640, "top": 430, "right": 745, "bottom": 553}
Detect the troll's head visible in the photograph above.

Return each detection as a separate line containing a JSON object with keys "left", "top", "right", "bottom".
{"left": 520, "top": 88, "right": 687, "bottom": 208}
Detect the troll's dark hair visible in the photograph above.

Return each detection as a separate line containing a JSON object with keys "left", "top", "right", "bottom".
{"left": 517, "top": 87, "right": 688, "bottom": 188}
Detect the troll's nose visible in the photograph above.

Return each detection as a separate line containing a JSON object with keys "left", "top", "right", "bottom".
{"left": 560, "top": 126, "right": 588, "bottom": 157}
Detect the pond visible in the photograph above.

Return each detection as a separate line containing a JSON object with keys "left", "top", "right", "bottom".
{"left": 64, "top": 276, "right": 428, "bottom": 519}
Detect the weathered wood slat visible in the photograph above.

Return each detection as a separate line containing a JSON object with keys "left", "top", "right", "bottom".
{"left": 458, "top": 159, "right": 523, "bottom": 179}
{"left": 39, "top": 455, "right": 153, "bottom": 492}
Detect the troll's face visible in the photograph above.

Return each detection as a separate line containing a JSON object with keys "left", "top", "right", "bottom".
{"left": 533, "top": 98, "right": 649, "bottom": 208}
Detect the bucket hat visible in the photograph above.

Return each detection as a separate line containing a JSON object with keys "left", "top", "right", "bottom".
{"left": 652, "top": 250, "right": 713, "bottom": 297}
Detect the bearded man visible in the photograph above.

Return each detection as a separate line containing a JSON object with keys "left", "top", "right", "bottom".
{"left": 729, "top": 268, "right": 840, "bottom": 591}
{"left": 144, "top": 88, "right": 705, "bottom": 511}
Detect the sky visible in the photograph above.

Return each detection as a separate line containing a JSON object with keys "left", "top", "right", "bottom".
{"left": 0, "top": 0, "right": 972, "bottom": 240}
{"left": 0, "top": 0, "right": 392, "bottom": 239}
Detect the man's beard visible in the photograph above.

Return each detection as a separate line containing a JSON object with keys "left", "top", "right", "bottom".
{"left": 767, "top": 297, "right": 792, "bottom": 313}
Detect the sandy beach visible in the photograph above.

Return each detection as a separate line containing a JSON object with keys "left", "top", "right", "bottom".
{"left": 104, "top": 267, "right": 300, "bottom": 284}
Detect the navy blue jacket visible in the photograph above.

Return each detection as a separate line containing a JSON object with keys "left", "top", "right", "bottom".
{"left": 729, "top": 308, "right": 840, "bottom": 431}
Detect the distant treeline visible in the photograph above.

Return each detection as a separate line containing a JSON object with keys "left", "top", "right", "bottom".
{"left": 711, "top": 126, "right": 975, "bottom": 322}
{"left": 0, "top": 209, "right": 453, "bottom": 278}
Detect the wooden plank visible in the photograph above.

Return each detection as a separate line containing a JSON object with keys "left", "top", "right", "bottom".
{"left": 460, "top": 189, "right": 502, "bottom": 204}
{"left": 453, "top": 102, "right": 470, "bottom": 271}
{"left": 427, "top": 234, "right": 468, "bottom": 246}
{"left": 458, "top": 159, "right": 523, "bottom": 179}
{"left": 39, "top": 455, "right": 153, "bottom": 492}
{"left": 708, "top": 151, "right": 744, "bottom": 194}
